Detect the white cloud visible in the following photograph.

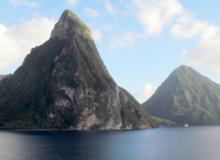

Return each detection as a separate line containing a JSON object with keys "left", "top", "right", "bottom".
{"left": 0, "top": 18, "right": 55, "bottom": 73}
{"left": 105, "top": 0, "right": 116, "bottom": 16}
{"left": 109, "top": 32, "right": 142, "bottom": 50}
{"left": 183, "top": 35, "right": 220, "bottom": 74}
{"left": 66, "top": 0, "right": 79, "bottom": 6}
{"left": 131, "top": 0, "right": 220, "bottom": 74}
{"left": 83, "top": 7, "right": 100, "bottom": 19}
{"left": 172, "top": 15, "right": 220, "bottom": 73}
{"left": 92, "top": 29, "right": 103, "bottom": 42}
{"left": 165, "top": 2, "right": 220, "bottom": 74}
{"left": 9, "top": 0, "right": 39, "bottom": 7}
{"left": 171, "top": 16, "right": 219, "bottom": 39}
{"left": 137, "top": 83, "right": 157, "bottom": 103}
{"left": 4, "top": 0, "right": 220, "bottom": 77}
{"left": 132, "top": 0, "right": 183, "bottom": 35}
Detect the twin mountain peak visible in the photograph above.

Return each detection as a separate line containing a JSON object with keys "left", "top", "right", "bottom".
{"left": 0, "top": 10, "right": 219, "bottom": 129}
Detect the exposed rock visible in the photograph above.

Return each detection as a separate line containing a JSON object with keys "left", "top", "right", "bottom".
{"left": 0, "top": 75, "right": 6, "bottom": 81}
{"left": 0, "top": 10, "right": 154, "bottom": 130}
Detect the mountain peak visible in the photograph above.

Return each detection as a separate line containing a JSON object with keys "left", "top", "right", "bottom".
{"left": 51, "top": 10, "right": 91, "bottom": 40}
{"left": 0, "top": 10, "right": 154, "bottom": 130}
{"left": 144, "top": 65, "right": 220, "bottom": 126}
{"left": 62, "top": 9, "right": 75, "bottom": 18}
{"left": 174, "top": 65, "right": 194, "bottom": 73}
{"left": 170, "top": 65, "right": 199, "bottom": 81}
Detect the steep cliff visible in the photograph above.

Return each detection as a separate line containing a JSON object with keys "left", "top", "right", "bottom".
{"left": 0, "top": 10, "right": 154, "bottom": 130}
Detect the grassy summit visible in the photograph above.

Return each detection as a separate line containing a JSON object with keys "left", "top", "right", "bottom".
{"left": 62, "top": 10, "right": 91, "bottom": 39}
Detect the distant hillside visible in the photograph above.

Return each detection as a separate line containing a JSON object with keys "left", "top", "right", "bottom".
{"left": 144, "top": 65, "right": 220, "bottom": 125}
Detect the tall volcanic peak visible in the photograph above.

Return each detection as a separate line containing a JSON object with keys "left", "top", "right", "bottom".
{"left": 144, "top": 65, "right": 220, "bottom": 125}
{"left": 51, "top": 10, "right": 91, "bottom": 40}
{"left": 0, "top": 10, "right": 154, "bottom": 130}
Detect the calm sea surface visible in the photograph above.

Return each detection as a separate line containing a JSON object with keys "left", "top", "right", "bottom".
{"left": 0, "top": 126, "right": 220, "bottom": 160}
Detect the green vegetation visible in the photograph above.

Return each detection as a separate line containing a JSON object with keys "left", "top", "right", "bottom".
{"left": 151, "top": 116, "right": 177, "bottom": 127}
{"left": 63, "top": 10, "right": 91, "bottom": 39}
{"left": 0, "top": 10, "right": 154, "bottom": 130}
{"left": 144, "top": 65, "right": 220, "bottom": 125}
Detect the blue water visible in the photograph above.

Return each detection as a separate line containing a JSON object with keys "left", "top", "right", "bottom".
{"left": 0, "top": 126, "right": 220, "bottom": 160}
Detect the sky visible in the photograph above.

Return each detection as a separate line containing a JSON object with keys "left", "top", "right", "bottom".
{"left": 1, "top": 0, "right": 220, "bottom": 102}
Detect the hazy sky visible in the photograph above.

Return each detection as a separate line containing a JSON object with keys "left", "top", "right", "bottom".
{"left": 1, "top": 0, "right": 220, "bottom": 102}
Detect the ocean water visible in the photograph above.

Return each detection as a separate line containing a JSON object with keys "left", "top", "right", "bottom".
{"left": 0, "top": 126, "right": 220, "bottom": 160}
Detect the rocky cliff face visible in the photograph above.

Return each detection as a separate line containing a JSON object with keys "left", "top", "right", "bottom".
{"left": 0, "top": 10, "right": 154, "bottom": 130}
{"left": 144, "top": 65, "right": 220, "bottom": 125}
{"left": 0, "top": 75, "right": 5, "bottom": 81}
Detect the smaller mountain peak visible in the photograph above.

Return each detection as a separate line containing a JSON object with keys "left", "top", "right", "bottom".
{"left": 173, "top": 65, "right": 195, "bottom": 74}
{"left": 165, "top": 65, "right": 196, "bottom": 84}
{"left": 168, "top": 65, "right": 205, "bottom": 86}
{"left": 51, "top": 10, "right": 91, "bottom": 40}
{"left": 176, "top": 65, "right": 191, "bottom": 70}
